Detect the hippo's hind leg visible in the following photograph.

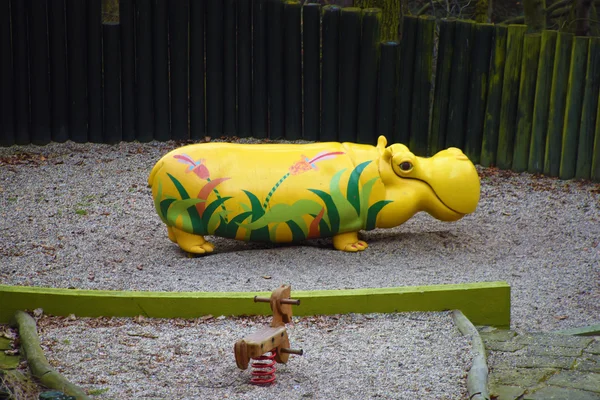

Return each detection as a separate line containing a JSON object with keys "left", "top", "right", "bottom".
{"left": 170, "top": 226, "right": 215, "bottom": 255}
{"left": 332, "top": 232, "right": 368, "bottom": 252}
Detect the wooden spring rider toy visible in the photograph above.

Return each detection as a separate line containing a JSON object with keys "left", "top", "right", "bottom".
{"left": 234, "top": 285, "right": 303, "bottom": 385}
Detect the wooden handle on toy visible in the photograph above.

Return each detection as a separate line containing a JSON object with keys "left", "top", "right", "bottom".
{"left": 280, "top": 347, "right": 304, "bottom": 356}
{"left": 254, "top": 296, "right": 300, "bottom": 305}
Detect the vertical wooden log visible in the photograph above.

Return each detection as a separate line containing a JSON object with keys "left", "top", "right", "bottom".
{"left": 29, "top": 0, "right": 51, "bottom": 145}
{"left": 205, "top": 0, "right": 223, "bottom": 137}
{"left": 268, "top": 0, "right": 284, "bottom": 139}
{"left": 496, "top": 24, "right": 527, "bottom": 170}
{"left": 338, "top": 7, "right": 362, "bottom": 142}
{"left": 321, "top": 5, "right": 340, "bottom": 141}
{"left": 545, "top": 32, "right": 573, "bottom": 176}
{"left": 223, "top": 0, "right": 237, "bottom": 136}
{"left": 409, "top": 16, "right": 435, "bottom": 156}
{"left": 512, "top": 34, "right": 541, "bottom": 173}
{"left": 253, "top": 0, "right": 268, "bottom": 138}
{"left": 189, "top": 0, "right": 206, "bottom": 140}
{"left": 169, "top": 0, "right": 190, "bottom": 140}
{"left": 153, "top": 0, "right": 170, "bottom": 141}
{"left": 103, "top": 23, "right": 122, "bottom": 144}
{"left": 87, "top": 0, "right": 103, "bottom": 143}
{"left": 66, "top": 0, "right": 87, "bottom": 143}
{"left": 135, "top": 0, "right": 154, "bottom": 142}
{"left": 377, "top": 42, "right": 399, "bottom": 140}
{"left": 446, "top": 20, "right": 474, "bottom": 150}
{"left": 237, "top": 0, "right": 252, "bottom": 137}
{"left": 430, "top": 19, "right": 455, "bottom": 156}
{"left": 357, "top": 8, "right": 381, "bottom": 145}
{"left": 576, "top": 37, "right": 600, "bottom": 179}
{"left": 481, "top": 25, "right": 508, "bottom": 167}
{"left": 48, "top": 0, "right": 69, "bottom": 143}
{"left": 465, "top": 23, "right": 494, "bottom": 163}
{"left": 284, "top": 1, "right": 302, "bottom": 140}
{"left": 560, "top": 36, "right": 589, "bottom": 180}
{"left": 120, "top": 0, "right": 136, "bottom": 141}
{"left": 0, "top": 0, "right": 15, "bottom": 146}
{"left": 529, "top": 30, "right": 558, "bottom": 174}
{"left": 592, "top": 99, "right": 600, "bottom": 181}
{"left": 303, "top": 3, "right": 321, "bottom": 141}
{"left": 13, "top": 0, "right": 31, "bottom": 144}
{"left": 394, "top": 15, "right": 417, "bottom": 145}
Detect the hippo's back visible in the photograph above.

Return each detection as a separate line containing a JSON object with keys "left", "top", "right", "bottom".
{"left": 149, "top": 141, "right": 383, "bottom": 242}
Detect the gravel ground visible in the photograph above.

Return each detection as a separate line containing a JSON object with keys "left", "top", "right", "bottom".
{"left": 0, "top": 140, "right": 598, "bottom": 332}
{"left": 28, "top": 312, "right": 471, "bottom": 400}
{"left": 0, "top": 140, "right": 599, "bottom": 398}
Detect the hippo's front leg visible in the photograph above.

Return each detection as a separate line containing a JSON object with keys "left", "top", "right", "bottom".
{"left": 167, "top": 226, "right": 215, "bottom": 255}
{"left": 332, "top": 232, "right": 368, "bottom": 252}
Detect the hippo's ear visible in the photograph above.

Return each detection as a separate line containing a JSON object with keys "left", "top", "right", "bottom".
{"left": 381, "top": 146, "right": 393, "bottom": 163}
{"left": 376, "top": 136, "right": 387, "bottom": 154}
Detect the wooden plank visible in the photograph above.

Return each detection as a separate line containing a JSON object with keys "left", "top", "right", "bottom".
{"left": 409, "top": 16, "right": 435, "bottom": 156}
{"left": 513, "top": 33, "right": 541, "bottom": 173}
{"left": 0, "top": 282, "right": 511, "bottom": 328}
{"left": 283, "top": 1, "right": 302, "bottom": 140}
{"left": 394, "top": 15, "right": 418, "bottom": 145}
{"left": 575, "top": 37, "right": 600, "bottom": 180}
{"left": 446, "top": 20, "right": 474, "bottom": 149}
{"left": 430, "top": 19, "right": 455, "bottom": 155}
{"left": 544, "top": 32, "right": 574, "bottom": 177}
{"left": 481, "top": 25, "right": 508, "bottom": 167}
{"left": 529, "top": 30, "right": 558, "bottom": 174}
{"left": 377, "top": 42, "right": 399, "bottom": 140}
{"left": 321, "top": 5, "right": 341, "bottom": 141}
{"left": 357, "top": 8, "right": 382, "bottom": 145}
{"left": 465, "top": 22, "right": 494, "bottom": 163}
{"left": 496, "top": 24, "right": 527, "bottom": 170}
{"left": 560, "top": 36, "right": 589, "bottom": 180}
{"left": 338, "top": 7, "right": 362, "bottom": 142}
{"left": 302, "top": 3, "right": 321, "bottom": 141}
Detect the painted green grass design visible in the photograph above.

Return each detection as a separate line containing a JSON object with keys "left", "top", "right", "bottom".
{"left": 157, "top": 174, "right": 233, "bottom": 236}
{"left": 156, "top": 160, "right": 392, "bottom": 242}
{"left": 309, "top": 161, "right": 391, "bottom": 234}
{"left": 263, "top": 172, "right": 291, "bottom": 210}
{"left": 167, "top": 173, "right": 190, "bottom": 199}
{"left": 308, "top": 189, "right": 340, "bottom": 233}
{"left": 347, "top": 161, "right": 371, "bottom": 215}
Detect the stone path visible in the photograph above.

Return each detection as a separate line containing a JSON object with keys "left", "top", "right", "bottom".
{"left": 481, "top": 327, "right": 600, "bottom": 399}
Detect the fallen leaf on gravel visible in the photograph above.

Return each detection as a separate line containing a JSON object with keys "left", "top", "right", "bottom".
{"left": 137, "top": 265, "right": 143, "bottom": 271}
{"left": 200, "top": 315, "right": 214, "bottom": 322}
{"left": 88, "top": 272, "right": 95, "bottom": 281}
{"left": 262, "top": 275, "right": 272, "bottom": 279}
{"left": 126, "top": 331, "right": 158, "bottom": 339}
{"left": 4, "top": 349, "right": 19, "bottom": 356}
{"left": 553, "top": 315, "right": 569, "bottom": 320}
{"left": 502, "top": 211, "right": 511, "bottom": 216}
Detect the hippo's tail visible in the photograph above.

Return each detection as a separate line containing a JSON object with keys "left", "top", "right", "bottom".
{"left": 148, "top": 159, "right": 164, "bottom": 188}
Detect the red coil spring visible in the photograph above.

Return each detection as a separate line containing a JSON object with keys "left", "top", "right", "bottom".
{"left": 250, "top": 349, "right": 277, "bottom": 385}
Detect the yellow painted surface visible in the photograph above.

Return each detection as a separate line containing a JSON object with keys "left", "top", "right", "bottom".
{"left": 148, "top": 136, "right": 481, "bottom": 253}
{"left": 0, "top": 282, "right": 510, "bottom": 327}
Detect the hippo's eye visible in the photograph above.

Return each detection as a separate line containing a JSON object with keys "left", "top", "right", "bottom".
{"left": 399, "top": 161, "right": 413, "bottom": 172}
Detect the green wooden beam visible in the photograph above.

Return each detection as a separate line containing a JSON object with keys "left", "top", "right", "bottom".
{"left": 0, "top": 281, "right": 510, "bottom": 328}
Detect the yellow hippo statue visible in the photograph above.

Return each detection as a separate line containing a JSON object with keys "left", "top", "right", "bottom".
{"left": 148, "top": 136, "right": 480, "bottom": 255}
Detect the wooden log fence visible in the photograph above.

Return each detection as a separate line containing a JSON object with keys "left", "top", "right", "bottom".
{"left": 0, "top": 0, "right": 599, "bottom": 181}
